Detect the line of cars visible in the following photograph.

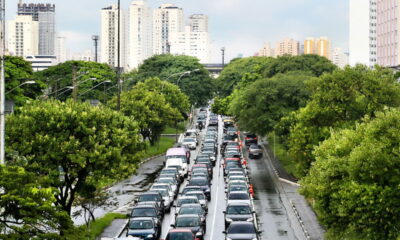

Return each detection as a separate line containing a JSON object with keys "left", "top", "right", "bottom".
{"left": 220, "top": 118, "right": 263, "bottom": 240}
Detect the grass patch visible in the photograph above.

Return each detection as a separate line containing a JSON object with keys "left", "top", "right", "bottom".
{"left": 67, "top": 213, "right": 128, "bottom": 240}
{"left": 162, "top": 121, "right": 188, "bottom": 134}
{"left": 143, "top": 136, "right": 176, "bottom": 159}
{"left": 268, "top": 133, "right": 302, "bottom": 179}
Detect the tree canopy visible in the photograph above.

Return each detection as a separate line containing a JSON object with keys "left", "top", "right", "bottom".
{"left": 34, "top": 60, "right": 116, "bottom": 102}
{"left": 129, "top": 54, "right": 215, "bottom": 106}
{"left": 300, "top": 109, "right": 400, "bottom": 240}
{"left": 5, "top": 56, "right": 46, "bottom": 106}
{"left": 229, "top": 71, "right": 313, "bottom": 136}
{"left": 288, "top": 65, "right": 400, "bottom": 175}
{"left": 6, "top": 100, "right": 145, "bottom": 215}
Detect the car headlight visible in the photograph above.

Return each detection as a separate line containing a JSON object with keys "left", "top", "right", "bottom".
{"left": 246, "top": 217, "right": 254, "bottom": 222}
{"left": 226, "top": 238, "right": 233, "bottom": 240}
{"left": 146, "top": 234, "right": 154, "bottom": 239}
{"left": 225, "top": 218, "right": 233, "bottom": 222}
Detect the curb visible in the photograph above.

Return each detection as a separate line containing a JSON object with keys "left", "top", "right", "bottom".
{"left": 116, "top": 219, "right": 129, "bottom": 238}
{"left": 290, "top": 200, "right": 311, "bottom": 240}
{"left": 279, "top": 177, "right": 301, "bottom": 187}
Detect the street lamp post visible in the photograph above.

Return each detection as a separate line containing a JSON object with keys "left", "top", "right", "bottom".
{"left": 5, "top": 80, "right": 36, "bottom": 95}
{"left": 116, "top": 0, "right": 121, "bottom": 111}
{"left": 78, "top": 80, "right": 111, "bottom": 100}
{"left": 0, "top": 0, "right": 6, "bottom": 164}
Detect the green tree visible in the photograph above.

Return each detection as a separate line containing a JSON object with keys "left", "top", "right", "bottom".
{"left": 229, "top": 71, "right": 313, "bottom": 136}
{"left": 5, "top": 56, "right": 46, "bottom": 106}
{"left": 300, "top": 109, "right": 400, "bottom": 240}
{"left": 0, "top": 165, "right": 72, "bottom": 239}
{"left": 6, "top": 100, "right": 145, "bottom": 215}
{"left": 137, "top": 77, "right": 190, "bottom": 117}
{"left": 129, "top": 54, "right": 215, "bottom": 106}
{"left": 288, "top": 65, "right": 400, "bottom": 175}
{"left": 34, "top": 61, "right": 116, "bottom": 102}
{"left": 211, "top": 95, "right": 234, "bottom": 116}
{"left": 109, "top": 86, "right": 179, "bottom": 145}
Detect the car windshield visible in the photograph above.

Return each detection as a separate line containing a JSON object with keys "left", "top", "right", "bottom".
{"left": 179, "top": 206, "right": 203, "bottom": 215}
{"left": 158, "top": 178, "right": 175, "bottom": 184}
{"left": 131, "top": 208, "right": 156, "bottom": 217}
{"left": 250, "top": 145, "right": 261, "bottom": 150}
{"left": 154, "top": 189, "right": 168, "bottom": 197}
{"left": 187, "top": 193, "right": 205, "bottom": 200}
{"left": 167, "top": 232, "right": 194, "bottom": 240}
{"left": 228, "top": 224, "right": 256, "bottom": 234}
{"left": 189, "top": 178, "right": 208, "bottom": 186}
{"left": 129, "top": 220, "right": 153, "bottom": 229}
{"left": 183, "top": 138, "right": 195, "bottom": 142}
{"left": 175, "top": 217, "right": 200, "bottom": 227}
{"left": 183, "top": 188, "right": 201, "bottom": 194}
{"left": 162, "top": 169, "right": 178, "bottom": 174}
{"left": 168, "top": 165, "right": 182, "bottom": 170}
{"left": 229, "top": 186, "right": 247, "bottom": 192}
{"left": 227, "top": 205, "right": 252, "bottom": 214}
{"left": 178, "top": 198, "right": 199, "bottom": 206}
{"left": 139, "top": 194, "right": 161, "bottom": 202}
{"left": 229, "top": 193, "right": 249, "bottom": 200}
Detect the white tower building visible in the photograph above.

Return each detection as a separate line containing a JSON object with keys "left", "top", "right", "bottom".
{"left": 128, "top": 0, "right": 153, "bottom": 70}
{"left": 153, "top": 4, "right": 184, "bottom": 55}
{"left": 349, "top": 0, "right": 377, "bottom": 66}
{"left": 7, "top": 15, "right": 39, "bottom": 57}
{"left": 100, "top": 4, "right": 127, "bottom": 70}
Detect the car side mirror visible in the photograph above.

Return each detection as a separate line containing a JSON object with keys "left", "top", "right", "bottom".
{"left": 252, "top": 211, "right": 256, "bottom": 214}
{"left": 175, "top": 213, "right": 178, "bottom": 216}
{"left": 258, "top": 230, "right": 263, "bottom": 235}
{"left": 223, "top": 211, "right": 226, "bottom": 214}
{"left": 170, "top": 224, "right": 175, "bottom": 228}
{"left": 222, "top": 231, "right": 227, "bottom": 234}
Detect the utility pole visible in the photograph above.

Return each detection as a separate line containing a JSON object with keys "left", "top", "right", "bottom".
{"left": 72, "top": 66, "right": 77, "bottom": 102}
{"left": 0, "top": 0, "right": 5, "bottom": 165}
{"left": 116, "top": 0, "right": 121, "bottom": 111}
{"left": 221, "top": 47, "right": 225, "bottom": 67}
{"left": 92, "top": 35, "right": 99, "bottom": 63}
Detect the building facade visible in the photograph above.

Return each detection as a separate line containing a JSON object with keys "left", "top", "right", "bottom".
{"left": 7, "top": 15, "right": 39, "bottom": 57}
{"left": 304, "top": 37, "right": 316, "bottom": 54}
{"left": 100, "top": 4, "right": 127, "bottom": 70}
{"left": 349, "top": 0, "right": 377, "bottom": 66}
{"left": 17, "top": 2, "right": 55, "bottom": 55}
{"left": 258, "top": 42, "right": 274, "bottom": 57}
{"left": 189, "top": 14, "right": 208, "bottom": 32}
{"left": 153, "top": 4, "right": 184, "bottom": 55}
{"left": 55, "top": 35, "right": 67, "bottom": 63}
{"left": 331, "top": 47, "right": 349, "bottom": 68}
{"left": 128, "top": 0, "right": 153, "bottom": 70}
{"left": 275, "top": 38, "right": 299, "bottom": 57}
{"left": 317, "top": 37, "right": 331, "bottom": 59}
{"left": 376, "top": 0, "right": 399, "bottom": 66}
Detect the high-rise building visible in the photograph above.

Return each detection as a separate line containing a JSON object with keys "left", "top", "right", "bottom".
{"left": 100, "top": 4, "right": 127, "bottom": 70}
{"left": 128, "top": 0, "right": 153, "bottom": 70}
{"left": 349, "top": 0, "right": 376, "bottom": 66}
{"left": 304, "top": 37, "right": 316, "bottom": 54}
{"left": 55, "top": 36, "right": 67, "bottom": 63}
{"left": 331, "top": 47, "right": 349, "bottom": 68}
{"left": 170, "top": 26, "right": 211, "bottom": 63}
{"left": 153, "top": 4, "right": 184, "bottom": 55}
{"left": 275, "top": 38, "right": 299, "bottom": 57}
{"left": 258, "top": 42, "right": 274, "bottom": 57}
{"left": 317, "top": 37, "right": 331, "bottom": 59}
{"left": 7, "top": 15, "right": 39, "bottom": 57}
{"left": 17, "top": 2, "right": 55, "bottom": 55}
{"left": 189, "top": 14, "right": 208, "bottom": 32}
{"left": 376, "top": 0, "right": 399, "bottom": 66}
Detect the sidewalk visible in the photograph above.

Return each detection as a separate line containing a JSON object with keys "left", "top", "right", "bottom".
{"left": 99, "top": 219, "right": 128, "bottom": 239}
{"left": 260, "top": 139, "right": 325, "bottom": 240}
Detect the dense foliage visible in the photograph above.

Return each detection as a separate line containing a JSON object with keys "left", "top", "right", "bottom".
{"left": 288, "top": 65, "right": 400, "bottom": 175}
{"left": 34, "top": 61, "right": 116, "bottom": 102}
{"left": 129, "top": 54, "right": 215, "bottom": 106}
{"left": 229, "top": 71, "right": 313, "bottom": 136}
{"left": 6, "top": 100, "right": 145, "bottom": 215}
{"left": 301, "top": 109, "right": 400, "bottom": 239}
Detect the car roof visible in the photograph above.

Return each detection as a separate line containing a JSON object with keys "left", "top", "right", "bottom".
{"left": 176, "top": 214, "right": 200, "bottom": 219}
{"left": 129, "top": 217, "right": 155, "bottom": 221}
{"left": 229, "top": 221, "right": 255, "bottom": 226}
{"left": 179, "top": 203, "right": 203, "bottom": 208}
{"left": 169, "top": 228, "right": 193, "bottom": 233}
{"left": 185, "top": 191, "right": 205, "bottom": 195}
{"left": 227, "top": 202, "right": 251, "bottom": 207}
{"left": 178, "top": 196, "right": 198, "bottom": 200}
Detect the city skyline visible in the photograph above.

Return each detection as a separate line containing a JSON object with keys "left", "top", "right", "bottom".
{"left": 5, "top": 0, "right": 348, "bottom": 63}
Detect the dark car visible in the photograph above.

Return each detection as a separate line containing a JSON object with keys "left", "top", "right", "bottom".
{"left": 187, "top": 177, "right": 211, "bottom": 201}
{"left": 244, "top": 133, "right": 258, "bottom": 146}
{"left": 171, "top": 214, "right": 205, "bottom": 240}
{"left": 130, "top": 205, "right": 163, "bottom": 222}
{"left": 223, "top": 221, "right": 261, "bottom": 240}
{"left": 126, "top": 217, "right": 161, "bottom": 239}
{"left": 165, "top": 228, "right": 197, "bottom": 240}
{"left": 248, "top": 144, "right": 263, "bottom": 159}
{"left": 223, "top": 203, "right": 255, "bottom": 228}
{"left": 208, "top": 117, "right": 219, "bottom": 127}
{"left": 175, "top": 204, "right": 207, "bottom": 230}
{"left": 226, "top": 127, "right": 238, "bottom": 138}
{"left": 136, "top": 192, "right": 165, "bottom": 212}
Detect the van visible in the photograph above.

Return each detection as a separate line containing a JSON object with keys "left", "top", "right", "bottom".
{"left": 166, "top": 148, "right": 189, "bottom": 164}
{"left": 166, "top": 158, "right": 188, "bottom": 178}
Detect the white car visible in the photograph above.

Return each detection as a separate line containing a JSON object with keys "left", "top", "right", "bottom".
{"left": 166, "top": 158, "right": 188, "bottom": 178}
{"left": 185, "top": 129, "right": 199, "bottom": 137}
{"left": 182, "top": 137, "right": 197, "bottom": 150}
{"left": 226, "top": 191, "right": 252, "bottom": 206}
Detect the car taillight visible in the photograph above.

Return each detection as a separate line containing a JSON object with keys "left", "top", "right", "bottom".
{"left": 254, "top": 137, "right": 258, "bottom": 140}
{"left": 245, "top": 137, "right": 249, "bottom": 140}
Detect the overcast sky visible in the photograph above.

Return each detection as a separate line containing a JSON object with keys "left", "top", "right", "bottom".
{"left": 6, "top": 0, "right": 349, "bottom": 62}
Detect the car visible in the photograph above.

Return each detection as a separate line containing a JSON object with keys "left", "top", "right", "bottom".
{"left": 226, "top": 127, "right": 238, "bottom": 138}
{"left": 126, "top": 217, "right": 161, "bottom": 239}
{"left": 176, "top": 143, "right": 191, "bottom": 160}
{"left": 248, "top": 144, "right": 263, "bottom": 159}
{"left": 166, "top": 159, "right": 187, "bottom": 178}
{"left": 200, "top": 149, "right": 216, "bottom": 164}
{"left": 225, "top": 184, "right": 249, "bottom": 195}
{"left": 192, "top": 163, "right": 213, "bottom": 176}
{"left": 136, "top": 192, "right": 165, "bottom": 212}
{"left": 224, "top": 162, "right": 243, "bottom": 176}
{"left": 160, "top": 168, "right": 181, "bottom": 184}
{"left": 187, "top": 177, "right": 211, "bottom": 201}
{"left": 171, "top": 214, "right": 205, "bottom": 239}
{"left": 175, "top": 196, "right": 200, "bottom": 213}
{"left": 185, "top": 129, "right": 199, "bottom": 137}
{"left": 150, "top": 188, "right": 174, "bottom": 212}
{"left": 130, "top": 205, "right": 163, "bottom": 222}
{"left": 184, "top": 191, "right": 208, "bottom": 211}
{"left": 175, "top": 204, "right": 207, "bottom": 229}
{"left": 226, "top": 175, "right": 248, "bottom": 183}
{"left": 208, "top": 117, "right": 219, "bottom": 126}
{"left": 164, "top": 228, "right": 198, "bottom": 240}
{"left": 183, "top": 137, "right": 197, "bottom": 150}
{"left": 223, "top": 203, "right": 255, "bottom": 228}
{"left": 226, "top": 191, "right": 252, "bottom": 206}
{"left": 244, "top": 133, "right": 258, "bottom": 146}
{"left": 155, "top": 177, "right": 179, "bottom": 196}
{"left": 222, "top": 221, "right": 261, "bottom": 240}
{"left": 190, "top": 172, "right": 211, "bottom": 182}
{"left": 181, "top": 186, "right": 202, "bottom": 195}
